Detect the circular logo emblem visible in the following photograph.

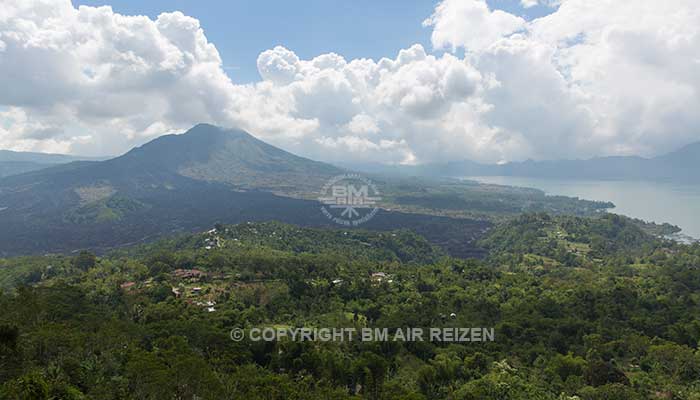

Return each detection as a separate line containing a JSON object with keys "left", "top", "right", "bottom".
{"left": 318, "top": 174, "right": 381, "bottom": 226}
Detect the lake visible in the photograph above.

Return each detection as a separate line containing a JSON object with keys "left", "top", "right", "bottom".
{"left": 466, "top": 176, "right": 700, "bottom": 239}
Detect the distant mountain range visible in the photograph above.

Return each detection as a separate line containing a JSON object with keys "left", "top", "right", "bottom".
{"left": 3, "top": 123, "right": 668, "bottom": 256}
{"left": 0, "top": 150, "right": 108, "bottom": 178}
{"left": 6, "top": 134, "right": 699, "bottom": 183}
{"left": 345, "top": 141, "right": 700, "bottom": 182}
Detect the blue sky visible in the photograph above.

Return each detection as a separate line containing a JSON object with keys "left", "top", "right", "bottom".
{"left": 74, "top": 0, "right": 553, "bottom": 83}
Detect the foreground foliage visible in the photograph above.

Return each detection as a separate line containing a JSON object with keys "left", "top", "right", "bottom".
{"left": 1, "top": 216, "right": 699, "bottom": 399}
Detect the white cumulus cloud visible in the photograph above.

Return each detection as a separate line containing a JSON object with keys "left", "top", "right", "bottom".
{"left": 1, "top": 0, "right": 699, "bottom": 165}
{"left": 423, "top": 0, "right": 700, "bottom": 159}
{"left": 424, "top": 0, "right": 526, "bottom": 53}
{"left": 0, "top": 0, "right": 236, "bottom": 155}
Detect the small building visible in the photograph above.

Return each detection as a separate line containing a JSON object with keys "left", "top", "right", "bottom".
{"left": 120, "top": 282, "right": 136, "bottom": 290}
{"left": 371, "top": 272, "right": 389, "bottom": 283}
{"left": 173, "top": 269, "right": 206, "bottom": 280}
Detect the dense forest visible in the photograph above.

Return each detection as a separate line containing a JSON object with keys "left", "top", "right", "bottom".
{"left": 1, "top": 215, "right": 699, "bottom": 399}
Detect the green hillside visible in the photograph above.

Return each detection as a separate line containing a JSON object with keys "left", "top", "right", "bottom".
{"left": 1, "top": 218, "right": 698, "bottom": 398}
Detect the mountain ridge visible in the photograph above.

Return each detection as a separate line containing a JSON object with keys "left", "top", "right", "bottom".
{"left": 0, "top": 124, "right": 344, "bottom": 194}
{"left": 0, "top": 149, "right": 109, "bottom": 164}
{"left": 0, "top": 123, "right": 630, "bottom": 257}
{"left": 4, "top": 132, "right": 699, "bottom": 182}
{"left": 346, "top": 140, "right": 700, "bottom": 181}
{"left": 1, "top": 124, "right": 490, "bottom": 257}
{"left": 0, "top": 150, "right": 109, "bottom": 178}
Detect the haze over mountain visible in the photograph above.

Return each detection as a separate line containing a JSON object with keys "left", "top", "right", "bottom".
{"left": 347, "top": 141, "right": 700, "bottom": 182}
